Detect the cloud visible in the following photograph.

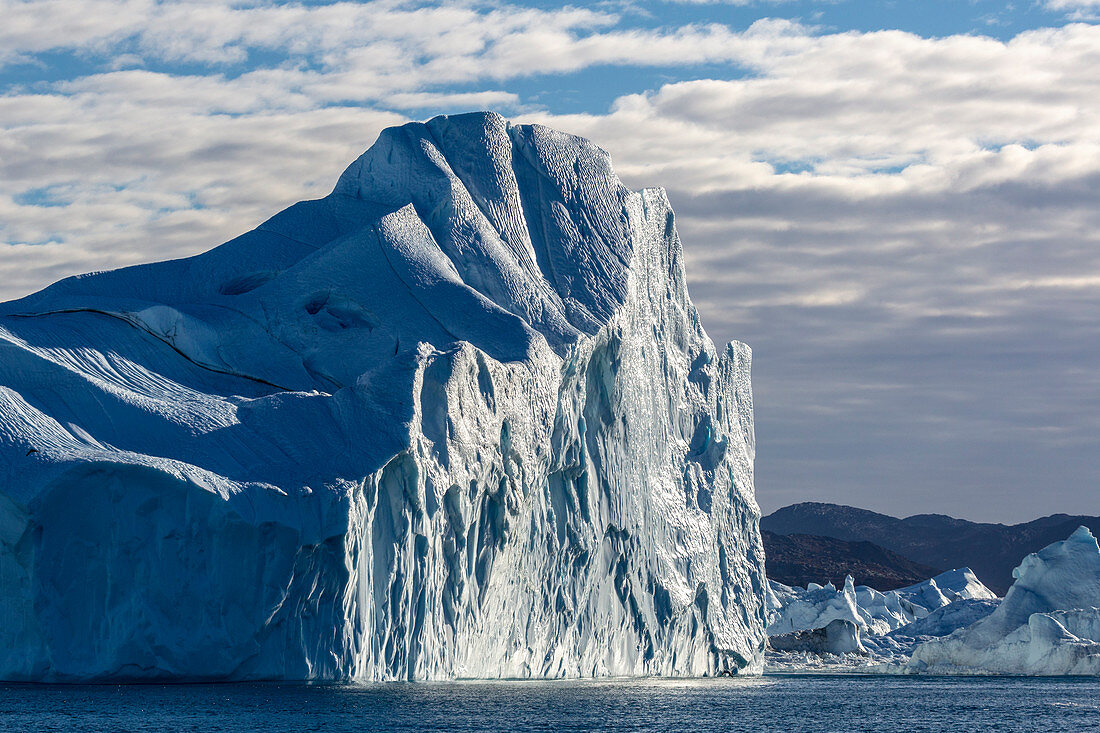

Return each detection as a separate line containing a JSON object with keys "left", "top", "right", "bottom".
{"left": 1044, "top": 0, "right": 1100, "bottom": 20}
{"left": 533, "top": 24, "right": 1100, "bottom": 186}
{"left": 1046, "top": 0, "right": 1100, "bottom": 8}
{"left": 0, "top": 0, "right": 795, "bottom": 87}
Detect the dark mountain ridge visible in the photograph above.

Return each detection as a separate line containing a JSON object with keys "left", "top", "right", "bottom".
{"left": 761, "top": 502, "right": 1100, "bottom": 594}
{"left": 761, "top": 531, "right": 942, "bottom": 591}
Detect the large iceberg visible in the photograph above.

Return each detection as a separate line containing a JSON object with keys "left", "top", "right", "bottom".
{"left": 0, "top": 112, "right": 767, "bottom": 681}
{"left": 908, "top": 526, "right": 1100, "bottom": 675}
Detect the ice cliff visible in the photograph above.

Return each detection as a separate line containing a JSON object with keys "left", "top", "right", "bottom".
{"left": 908, "top": 526, "right": 1100, "bottom": 675}
{"left": 0, "top": 112, "right": 767, "bottom": 681}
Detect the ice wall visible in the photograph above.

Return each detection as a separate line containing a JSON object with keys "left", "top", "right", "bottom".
{"left": 0, "top": 112, "right": 767, "bottom": 681}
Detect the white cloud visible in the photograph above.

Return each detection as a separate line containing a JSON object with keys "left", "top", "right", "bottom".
{"left": 1046, "top": 0, "right": 1100, "bottom": 8}
{"left": 0, "top": 0, "right": 788, "bottom": 86}
{"left": 1044, "top": 0, "right": 1100, "bottom": 20}
{"left": 5, "top": 15, "right": 1099, "bottom": 328}
{"left": 528, "top": 24, "right": 1100, "bottom": 188}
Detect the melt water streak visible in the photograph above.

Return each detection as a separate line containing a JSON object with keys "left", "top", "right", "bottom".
{"left": 0, "top": 112, "right": 767, "bottom": 681}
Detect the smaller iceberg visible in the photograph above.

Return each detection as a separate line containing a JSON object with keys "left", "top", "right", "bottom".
{"left": 765, "top": 567, "right": 999, "bottom": 670}
{"left": 767, "top": 568, "right": 996, "bottom": 638}
{"left": 769, "top": 619, "right": 867, "bottom": 656}
{"left": 909, "top": 526, "right": 1100, "bottom": 675}
{"left": 887, "top": 598, "right": 1001, "bottom": 640}
{"left": 893, "top": 568, "right": 997, "bottom": 611}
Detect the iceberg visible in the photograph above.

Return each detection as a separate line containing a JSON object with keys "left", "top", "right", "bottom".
{"left": 858, "top": 599, "right": 1001, "bottom": 665}
{"left": 767, "top": 568, "right": 996, "bottom": 638}
{"left": 0, "top": 112, "right": 767, "bottom": 681}
{"left": 893, "top": 567, "right": 997, "bottom": 610}
{"left": 908, "top": 526, "right": 1100, "bottom": 675}
{"left": 887, "top": 598, "right": 1000, "bottom": 640}
{"left": 768, "top": 619, "right": 867, "bottom": 656}
{"left": 765, "top": 567, "right": 1000, "bottom": 671}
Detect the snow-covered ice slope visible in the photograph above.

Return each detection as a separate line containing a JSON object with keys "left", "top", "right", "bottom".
{"left": 909, "top": 527, "right": 1100, "bottom": 675}
{"left": 889, "top": 568, "right": 996, "bottom": 615}
{"left": 0, "top": 112, "right": 767, "bottom": 681}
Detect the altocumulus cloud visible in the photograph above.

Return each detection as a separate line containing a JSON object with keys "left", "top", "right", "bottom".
{"left": 1, "top": 0, "right": 1098, "bottom": 521}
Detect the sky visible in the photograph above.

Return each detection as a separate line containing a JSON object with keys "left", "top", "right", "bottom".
{"left": 2, "top": 0, "right": 1098, "bottom": 523}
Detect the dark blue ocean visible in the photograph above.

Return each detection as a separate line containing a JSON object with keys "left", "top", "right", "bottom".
{"left": 2, "top": 675, "right": 1098, "bottom": 732}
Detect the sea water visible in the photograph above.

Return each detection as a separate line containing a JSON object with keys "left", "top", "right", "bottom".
{"left": 1, "top": 675, "right": 1098, "bottom": 732}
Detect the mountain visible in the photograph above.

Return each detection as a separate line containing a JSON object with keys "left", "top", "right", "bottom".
{"left": 762, "top": 502, "right": 1100, "bottom": 594}
{"left": 761, "top": 531, "right": 942, "bottom": 591}
{"left": 0, "top": 112, "right": 766, "bottom": 681}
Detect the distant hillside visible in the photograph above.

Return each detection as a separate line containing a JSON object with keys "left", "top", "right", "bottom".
{"left": 761, "top": 502, "right": 1100, "bottom": 594}
{"left": 762, "top": 531, "right": 942, "bottom": 591}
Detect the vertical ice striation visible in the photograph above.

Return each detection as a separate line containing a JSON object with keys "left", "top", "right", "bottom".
{"left": 0, "top": 112, "right": 767, "bottom": 681}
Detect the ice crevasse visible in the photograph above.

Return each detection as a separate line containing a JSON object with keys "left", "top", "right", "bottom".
{"left": 0, "top": 112, "right": 768, "bottom": 681}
